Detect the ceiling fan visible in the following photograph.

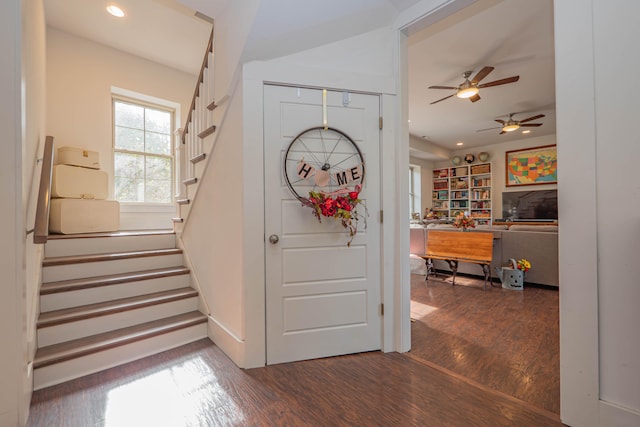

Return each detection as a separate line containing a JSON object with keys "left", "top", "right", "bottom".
{"left": 428, "top": 66, "right": 519, "bottom": 105}
{"left": 477, "top": 113, "right": 545, "bottom": 134}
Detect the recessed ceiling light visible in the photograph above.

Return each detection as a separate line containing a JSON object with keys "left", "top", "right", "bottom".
{"left": 522, "top": 130, "right": 531, "bottom": 134}
{"left": 107, "top": 5, "right": 125, "bottom": 17}
{"left": 456, "top": 142, "right": 464, "bottom": 146}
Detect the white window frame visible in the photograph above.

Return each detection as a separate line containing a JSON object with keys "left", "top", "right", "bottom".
{"left": 112, "top": 91, "right": 178, "bottom": 207}
{"left": 409, "top": 164, "right": 421, "bottom": 218}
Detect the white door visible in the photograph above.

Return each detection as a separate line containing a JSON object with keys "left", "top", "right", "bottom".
{"left": 264, "top": 85, "right": 382, "bottom": 364}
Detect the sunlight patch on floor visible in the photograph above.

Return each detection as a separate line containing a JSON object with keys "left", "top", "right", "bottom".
{"left": 410, "top": 300, "right": 438, "bottom": 320}
{"left": 105, "top": 356, "right": 244, "bottom": 427}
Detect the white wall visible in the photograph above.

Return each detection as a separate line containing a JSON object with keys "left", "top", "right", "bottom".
{"left": 181, "top": 79, "right": 246, "bottom": 363}
{"left": 46, "top": 28, "right": 196, "bottom": 229}
{"left": 556, "top": 0, "right": 640, "bottom": 425}
{"left": 0, "top": 1, "right": 22, "bottom": 423}
{"left": 434, "top": 134, "right": 558, "bottom": 222}
{"left": 0, "top": 0, "right": 47, "bottom": 424}
{"left": 21, "top": 0, "right": 48, "bottom": 423}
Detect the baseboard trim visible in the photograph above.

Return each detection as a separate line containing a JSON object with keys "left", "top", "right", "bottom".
{"left": 599, "top": 400, "right": 640, "bottom": 426}
{"left": 207, "top": 316, "right": 244, "bottom": 368}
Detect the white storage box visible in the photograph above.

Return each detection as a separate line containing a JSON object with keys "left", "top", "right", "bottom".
{"left": 49, "top": 199, "right": 119, "bottom": 234}
{"left": 57, "top": 146, "right": 100, "bottom": 169}
{"left": 51, "top": 164, "right": 108, "bottom": 199}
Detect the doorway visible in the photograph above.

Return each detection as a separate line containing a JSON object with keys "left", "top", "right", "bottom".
{"left": 404, "top": 0, "right": 560, "bottom": 415}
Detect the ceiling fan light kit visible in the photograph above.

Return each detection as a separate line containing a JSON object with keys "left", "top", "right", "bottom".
{"left": 477, "top": 113, "right": 546, "bottom": 135}
{"left": 428, "top": 66, "right": 519, "bottom": 104}
{"left": 456, "top": 84, "right": 479, "bottom": 99}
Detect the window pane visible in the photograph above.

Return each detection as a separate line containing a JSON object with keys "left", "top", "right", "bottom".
{"left": 145, "top": 156, "right": 172, "bottom": 203}
{"left": 145, "top": 131, "right": 171, "bottom": 155}
{"left": 115, "top": 102, "right": 144, "bottom": 129}
{"left": 146, "top": 155, "right": 171, "bottom": 181}
{"left": 145, "top": 179, "right": 171, "bottom": 203}
{"left": 115, "top": 126, "right": 144, "bottom": 151}
{"left": 114, "top": 152, "right": 144, "bottom": 202}
{"left": 145, "top": 108, "right": 171, "bottom": 134}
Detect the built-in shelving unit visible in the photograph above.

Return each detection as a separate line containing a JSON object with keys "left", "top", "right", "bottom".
{"left": 431, "top": 162, "right": 492, "bottom": 224}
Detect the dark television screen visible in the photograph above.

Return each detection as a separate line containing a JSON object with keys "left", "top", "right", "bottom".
{"left": 502, "top": 190, "right": 558, "bottom": 220}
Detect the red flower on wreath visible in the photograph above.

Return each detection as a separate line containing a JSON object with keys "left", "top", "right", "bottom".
{"left": 304, "top": 184, "right": 365, "bottom": 246}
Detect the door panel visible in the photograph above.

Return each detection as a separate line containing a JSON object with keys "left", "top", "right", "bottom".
{"left": 264, "top": 84, "right": 381, "bottom": 365}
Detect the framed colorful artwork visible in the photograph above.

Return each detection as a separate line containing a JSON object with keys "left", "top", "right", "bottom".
{"left": 505, "top": 144, "right": 557, "bottom": 187}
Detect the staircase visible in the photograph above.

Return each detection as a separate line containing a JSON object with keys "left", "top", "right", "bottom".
{"left": 173, "top": 27, "right": 221, "bottom": 228}
{"left": 33, "top": 230, "right": 208, "bottom": 390}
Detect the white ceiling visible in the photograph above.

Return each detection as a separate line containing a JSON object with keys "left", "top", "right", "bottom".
{"left": 44, "top": 0, "right": 212, "bottom": 75}
{"left": 44, "top": 0, "right": 555, "bottom": 156}
{"left": 408, "top": 0, "right": 555, "bottom": 153}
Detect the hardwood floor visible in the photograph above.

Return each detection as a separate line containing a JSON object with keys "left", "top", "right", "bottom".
{"left": 409, "top": 273, "right": 560, "bottom": 414}
{"left": 27, "top": 272, "right": 560, "bottom": 426}
{"left": 28, "top": 338, "right": 563, "bottom": 427}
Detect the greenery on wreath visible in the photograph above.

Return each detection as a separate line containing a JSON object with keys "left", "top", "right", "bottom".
{"left": 305, "top": 185, "right": 364, "bottom": 246}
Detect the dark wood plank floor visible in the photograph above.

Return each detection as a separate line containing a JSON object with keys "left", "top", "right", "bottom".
{"left": 27, "top": 273, "right": 561, "bottom": 427}
{"left": 28, "top": 338, "right": 562, "bottom": 427}
{"left": 409, "top": 273, "right": 560, "bottom": 414}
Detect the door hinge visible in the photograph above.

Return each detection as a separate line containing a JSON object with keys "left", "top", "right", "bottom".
{"left": 379, "top": 210, "right": 383, "bottom": 223}
{"left": 380, "top": 303, "right": 384, "bottom": 316}
{"left": 379, "top": 117, "right": 383, "bottom": 130}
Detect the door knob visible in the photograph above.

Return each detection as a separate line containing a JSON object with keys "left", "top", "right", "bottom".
{"left": 269, "top": 234, "right": 279, "bottom": 244}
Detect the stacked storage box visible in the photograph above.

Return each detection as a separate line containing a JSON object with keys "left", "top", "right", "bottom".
{"left": 49, "top": 147, "right": 120, "bottom": 234}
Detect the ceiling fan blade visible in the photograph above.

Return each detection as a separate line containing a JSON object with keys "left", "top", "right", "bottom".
{"left": 494, "top": 119, "right": 506, "bottom": 125}
{"left": 476, "top": 126, "right": 501, "bottom": 132}
{"left": 469, "top": 94, "right": 481, "bottom": 102}
{"left": 519, "top": 114, "right": 545, "bottom": 123}
{"left": 520, "top": 123, "right": 543, "bottom": 127}
{"left": 430, "top": 94, "right": 455, "bottom": 105}
{"left": 478, "top": 75, "right": 520, "bottom": 88}
{"left": 471, "top": 66, "right": 494, "bottom": 84}
{"left": 428, "top": 85, "right": 457, "bottom": 90}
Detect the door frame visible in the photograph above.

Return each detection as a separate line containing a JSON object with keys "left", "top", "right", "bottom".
{"left": 241, "top": 60, "right": 410, "bottom": 369}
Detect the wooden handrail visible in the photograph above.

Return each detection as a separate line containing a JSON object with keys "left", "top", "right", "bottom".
{"left": 182, "top": 26, "right": 214, "bottom": 144}
{"left": 33, "top": 136, "right": 55, "bottom": 244}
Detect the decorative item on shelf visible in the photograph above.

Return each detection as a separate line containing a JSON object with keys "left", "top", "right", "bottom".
{"left": 464, "top": 153, "right": 475, "bottom": 163}
{"left": 424, "top": 207, "right": 439, "bottom": 220}
{"left": 478, "top": 151, "right": 490, "bottom": 162}
{"left": 451, "top": 155, "right": 462, "bottom": 165}
{"left": 304, "top": 185, "right": 366, "bottom": 247}
{"left": 452, "top": 212, "right": 476, "bottom": 230}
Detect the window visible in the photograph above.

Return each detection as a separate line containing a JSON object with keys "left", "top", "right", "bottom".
{"left": 409, "top": 165, "right": 421, "bottom": 218}
{"left": 113, "top": 98, "right": 174, "bottom": 204}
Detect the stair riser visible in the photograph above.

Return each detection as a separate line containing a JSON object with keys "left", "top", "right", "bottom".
{"left": 43, "top": 254, "right": 184, "bottom": 282}
{"left": 38, "top": 297, "right": 198, "bottom": 347}
{"left": 40, "top": 274, "right": 191, "bottom": 312}
{"left": 45, "top": 234, "right": 176, "bottom": 258}
{"left": 34, "top": 324, "right": 208, "bottom": 390}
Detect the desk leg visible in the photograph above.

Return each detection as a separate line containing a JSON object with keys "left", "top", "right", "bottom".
{"left": 424, "top": 258, "right": 436, "bottom": 282}
{"left": 482, "top": 264, "right": 490, "bottom": 291}
{"left": 446, "top": 260, "right": 458, "bottom": 286}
